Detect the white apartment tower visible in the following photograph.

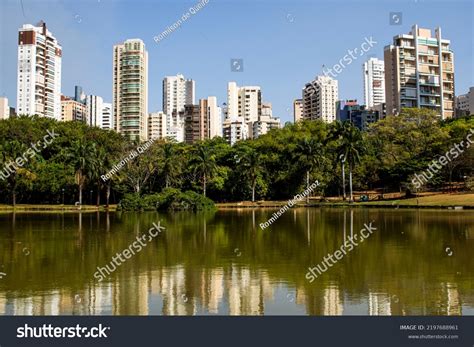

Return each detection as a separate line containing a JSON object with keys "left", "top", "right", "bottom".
{"left": 17, "top": 21, "right": 62, "bottom": 120}
{"left": 162, "top": 74, "right": 195, "bottom": 115}
{"left": 302, "top": 76, "right": 339, "bottom": 123}
{"left": 86, "top": 95, "right": 114, "bottom": 130}
{"left": 363, "top": 57, "right": 386, "bottom": 108}
{"left": 207, "top": 96, "right": 223, "bottom": 138}
{"left": 227, "top": 82, "right": 261, "bottom": 123}
{"left": 113, "top": 39, "right": 148, "bottom": 141}
{"left": 86, "top": 95, "right": 103, "bottom": 127}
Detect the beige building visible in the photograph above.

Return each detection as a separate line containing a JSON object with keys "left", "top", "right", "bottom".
{"left": 61, "top": 95, "right": 87, "bottom": 122}
{"left": 148, "top": 111, "right": 167, "bottom": 140}
{"left": 0, "top": 97, "right": 10, "bottom": 119}
{"left": 183, "top": 97, "right": 222, "bottom": 144}
{"left": 302, "top": 76, "right": 339, "bottom": 123}
{"left": 384, "top": 25, "right": 455, "bottom": 119}
{"left": 252, "top": 102, "right": 281, "bottom": 138}
{"left": 456, "top": 87, "right": 474, "bottom": 116}
{"left": 293, "top": 98, "right": 303, "bottom": 123}
{"left": 113, "top": 39, "right": 148, "bottom": 141}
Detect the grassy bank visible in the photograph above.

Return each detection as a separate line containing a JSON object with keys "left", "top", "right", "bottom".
{"left": 1, "top": 193, "right": 473, "bottom": 212}
{"left": 217, "top": 193, "right": 474, "bottom": 209}
{"left": 0, "top": 204, "right": 117, "bottom": 212}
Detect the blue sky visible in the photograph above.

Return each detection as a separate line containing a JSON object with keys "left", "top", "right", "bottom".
{"left": 0, "top": 0, "right": 473, "bottom": 123}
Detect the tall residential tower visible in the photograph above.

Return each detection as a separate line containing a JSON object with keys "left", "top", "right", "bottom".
{"left": 17, "top": 21, "right": 62, "bottom": 120}
{"left": 363, "top": 57, "right": 385, "bottom": 108}
{"left": 384, "top": 25, "right": 455, "bottom": 119}
{"left": 113, "top": 39, "right": 148, "bottom": 141}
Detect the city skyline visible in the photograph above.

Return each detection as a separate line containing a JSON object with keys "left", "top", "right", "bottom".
{"left": 0, "top": 0, "right": 472, "bottom": 124}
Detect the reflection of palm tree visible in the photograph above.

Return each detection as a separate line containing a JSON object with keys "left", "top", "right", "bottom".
{"left": 295, "top": 137, "right": 322, "bottom": 204}
{"left": 190, "top": 144, "right": 218, "bottom": 197}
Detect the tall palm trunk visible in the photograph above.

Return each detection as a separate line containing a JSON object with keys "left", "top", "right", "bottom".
{"left": 203, "top": 174, "right": 207, "bottom": 197}
{"left": 252, "top": 179, "right": 256, "bottom": 202}
{"left": 349, "top": 163, "right": 353, "bottom": 203}
{"left": 79, "top": 186, "right": 83, "bottom": 205}
{"left": 96, "top": 180, "right": 101, "bottom": 206}
{"left": 341, "top": 161, "right": 346, "bottom": 201}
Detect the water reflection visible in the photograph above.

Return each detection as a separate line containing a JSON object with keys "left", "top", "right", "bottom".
{"left": 0, "top": 208, "right": 473, "bottom": 316}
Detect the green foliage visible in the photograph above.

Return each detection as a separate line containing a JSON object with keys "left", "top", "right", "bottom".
{"left": 118, "top": 189, "right": 216, "bottom": 211}
{"left": 0, "top": 111, "right": 473, "bottom": 205}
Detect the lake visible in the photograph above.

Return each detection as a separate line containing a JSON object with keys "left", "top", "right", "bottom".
{"left": 0, "top": 208, "right": 473, "bottom": 315}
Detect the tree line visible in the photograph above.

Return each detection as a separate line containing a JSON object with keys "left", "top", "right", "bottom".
{"left": 0, "top": 108, "right": 473, "bottom": 206}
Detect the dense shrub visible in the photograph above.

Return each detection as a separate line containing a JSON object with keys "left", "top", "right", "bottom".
{"left": 118, "top": 189, "right": 216, "bottom": 211}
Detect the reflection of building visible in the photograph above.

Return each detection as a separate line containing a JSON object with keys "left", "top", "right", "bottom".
{"left": 368, "top": 292, "right": 392, "bottom": 315}
{"left": 445, "top": 282, "right": 461, "bottom": 316}
{"left": 323, "top": 285, "right": 343, "bottom": 315}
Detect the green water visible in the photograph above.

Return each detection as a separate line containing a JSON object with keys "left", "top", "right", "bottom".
{"left": 0, "top": 208, "right": 473, "bottom": 315}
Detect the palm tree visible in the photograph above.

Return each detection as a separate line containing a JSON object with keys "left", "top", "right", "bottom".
{"left": 190, "top": 144, "right": 218, "bottom": 197}
{"left": 241, "top": 148, "right": 263, "bottom": 202}
{"left": 161, "top": 142, "right": 181, "bottom": 188}
{"left": 66, "top": 139, "right": 95, "bottom": 205}
{"left": 338, "top": 125, "right": 365, "bottom": 202}
{"left": 330, "top": 121, "right": 352, "bottom": 200}
{"left": 90, "top": 145, "right": 108, "bottom": 206}
{"left": 294, "top": 137, "right": 322, "bottom": 204}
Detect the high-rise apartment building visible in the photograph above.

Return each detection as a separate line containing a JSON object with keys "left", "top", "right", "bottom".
{"left": 363, "top": 57, "right": 385, "bottom": 108}
{"left": 113, "top": 39, "right": 148, "bottom": 141}
{"left": 61, "top": 95, "right": 87, "bottom": 122}
{"left": 293, "top": 99, "right": 303, "bottom": 123}
{"left": 162, "top": 74, "right": 195, "bottom": 115}
{"left": 455, "top": 87, "right": 474, "bottom": 117}
{"left": 0, "top": 97, "right": 10, "bottom": 120}
{"left": 227, "top": 82, "right": 261, "bottom": 123}
{"left": 384, "top": 25, "right": 455, "bottom": 119}
{"left": 86, "top": 95, "right": 103, "bottom": 127}
{"left": 223, "top": 117, "right": 248, "bottom": 146}
{"left": 101, "top": 103, "right": 113, "bottom": 130}
{"left": 148, "top": 112, "right": 167, "bottom": 140}
{"left": 86, "top": 95, "right": 114, "bottom": 129}
{"left": 183, "top": 97, "right": 222, "bottom": 144}
{"left": 252, "top": 102, "right": 280, "bottom": 138}
{"left": 17, "top": 21, "right": 62, "bottom": 120}
{"left": 302, "top": 75, "right": 339, "bottom": 123}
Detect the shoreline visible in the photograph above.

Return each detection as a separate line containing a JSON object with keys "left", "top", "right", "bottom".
{"left": 1, "top": 194, "right": 473, "bottom": 212}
